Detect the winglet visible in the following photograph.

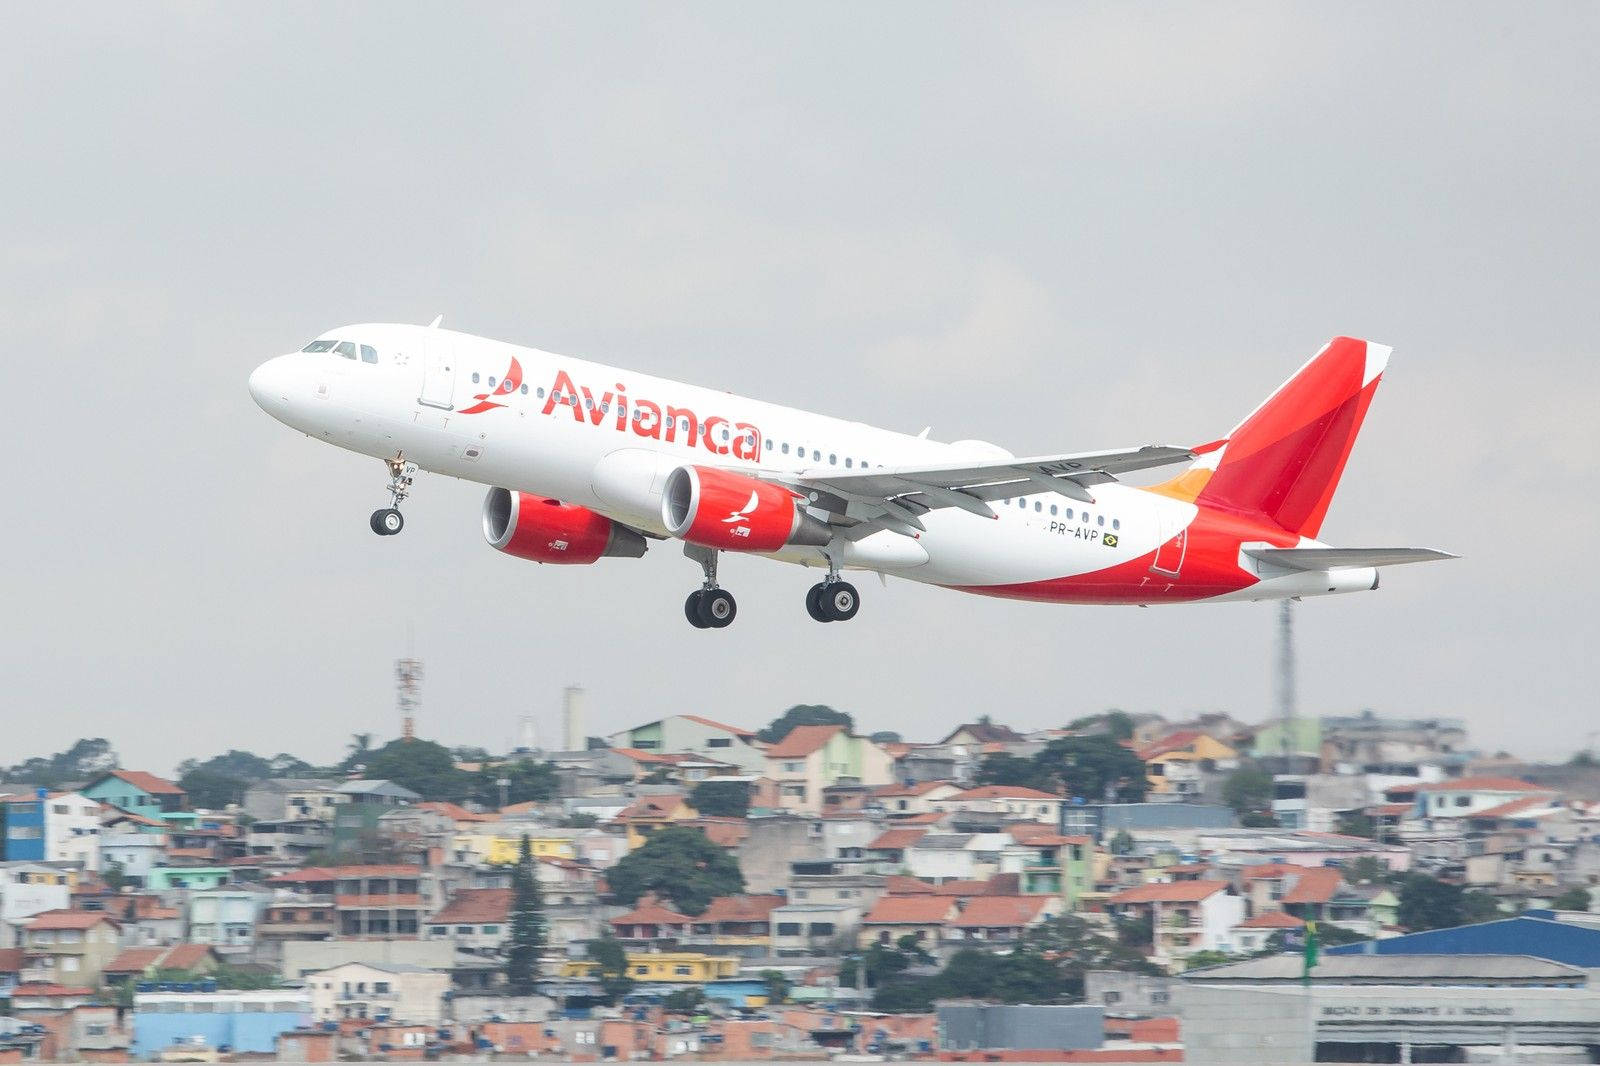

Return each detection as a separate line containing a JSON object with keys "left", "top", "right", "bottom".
{"left": 428, "top": 314, "right": 444, "bottom": 328}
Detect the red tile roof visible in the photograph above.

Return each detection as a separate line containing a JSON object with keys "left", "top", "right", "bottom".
{"left": 12, "top": 984, "right": 94, "bottom": 998}
{"left": 684, "top": 818, "right": 750, "bottom": 848}
{"left": 888, "top": 811, "right": 949, "bottom": 826}
{"left": 863, "top": 896, "right": 958, "bottom": 925}
{"left": 874, "top": 781, "right": 956, "bottom": 798}
{"left": 103, "top": 770, "right": 186, "bottom": 796}
{"left": 680, "top": 715, "right": 757, "bottom": 739}
{"left": 870, "top": 828, "right": 927, "bottom": 850}
{"left": 699, "top": 894, "right": 785, "bottom": 923}
{"left": 1007, "top": 824, "right": 1091, "bottom": 846}
{"left": 884, "top": 875, "right": 936, "bottom": 895}
{"left": 953, "top": 786, "right": 1061, "bottom": 801}
{"left": 26, "top": 910, "right": 118, "bottom": 931}
{"left": 1280, "top": 868, "right": 1344, "bottom": 905}
{"left": 416, "top": 801, "right": 495, "bottom": 823}
{"left": 1415, "top": 777, "right": 1547, "bottom": 793}
{"left": 950, "top": 896, "right": 1050, "bottom": 928}
{"left": 1473, "top": 796, "right": 1552, "bottom": 819}
{"left": 1106, "top": 881, "right": 1230, "bottom": 905}
{"left": 765, "top": 725, "right": 844, "bottom": 759}
{"left": 611, "top": 898, "right": 691, "bottom": 927}
{"left": 934, "top": 879, "right": 997, "bottom": 897}
{"left": 1237, "top": 911, "right": 1306, "bottom": 929}
{"left": 432, "top": 888, "right": 512, "bottom": 925}
{"left": 1136, "top": 730, "right": 1205, "bottom": 760}
{"left": 105, "top": 943, "right": 216, "bottom": 974}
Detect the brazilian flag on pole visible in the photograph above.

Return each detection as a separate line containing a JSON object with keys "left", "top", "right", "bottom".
{"left": 1302, "top": 919, "right": 1319, "bottom": 982}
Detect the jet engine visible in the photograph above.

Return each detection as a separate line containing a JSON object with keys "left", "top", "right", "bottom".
{"left": 662, "top": 466, "right": 830, "bottom": 552}
{"left": 482, "top": 487, "right": 647, "bottom": 564}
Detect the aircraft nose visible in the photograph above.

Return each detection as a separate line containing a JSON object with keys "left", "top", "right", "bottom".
{"left": 249, "top": 355, "right": 294, "bottom": 414}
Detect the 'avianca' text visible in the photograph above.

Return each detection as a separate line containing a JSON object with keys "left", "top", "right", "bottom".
{"left": 542, "top": 369, "right": 763, "bottom": 461}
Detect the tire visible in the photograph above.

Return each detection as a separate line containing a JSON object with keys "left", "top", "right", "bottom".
{"left": 698, "top": 589, "right": 737, "bottom": 628}
{"left": 806, "top": 583, "right": 830, "bottom": 623}
{"left": 822, "top": 581, "right": 860, "bottom": 622}
{"left": 684, "top": 591, "right": 709, "bottom": 628}
{"left": 371, "top": 509, "right": 403, "bottom": 536}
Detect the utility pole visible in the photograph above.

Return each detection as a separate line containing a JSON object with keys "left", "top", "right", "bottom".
{"left": 1277, "top": 600, "right": 1296, "bottom": 769}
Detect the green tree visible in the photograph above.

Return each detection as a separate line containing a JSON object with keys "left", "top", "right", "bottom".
{"left": 1109, "top": 830, "right": 1135, "bottom": 856}
{"left": 340, "top": 733, "right": 376, "bottom": 773}
{"left": 561, "top": 812, "right": 600, "bottom": 829}
{"left": 1114, "top": 911, "right": 1154, "bottom": 949}
{"left": 1553, "top": 886, "right": 1593, "bottom": 912}
{"left": 661, "top": 986, "right": 704, "bottom": 1013}
{"left": 689, "top": 779, "right": 751, "bottom": 818}
{"left": 469, "top": 759, "right": 557, "bottom": 808}
{"left": 1461, "top": 890, "right": 1501, "bottom": 924}
{"left": 361, "top": 739, "right": 473, "bottom": 801}
{"left": 1341, "top": 856, "right": 1392, "bottom": 885}
{"left": 1038, "top": 735, "right": 1146, "bottom": 802}
{"left": 4, "top": 738, "right": 118, "bottom": 787}
{"left": 871, "top": 979, "right": 937, "bottom": 1013}
{"left": 588, "top": 931, "right": 634, "bottom": 1005}
{"left": 757, "top": 705, "right": 853, "bottom": 744}
{"left": 1222, "top": 766, "right": 1275, "bottom": 816}
{"left": 1182, "top": 950, "right": 1233, "bottom": 970}
{"left": 759, "top": 969, "right": 791, "bottom": 1005}
{"left": 605, "top": 826, "right": 744, "bottom": 915}
{"left": 506, "top": 836, "right": 547, "bottom": 995}
{"left": 103, "top": 860, "right": 127, "bottom": 891}
{"left": 1240, "top": 811, "right": 1280, "bottom": 828}
{"left": 1066, "top": 711, "right": 1135, "bottom": 741}
{"left": 1335, "top": 813, "right": 1376, "bottom": 839}
{"left": 1397, "top": 875, "right": 1470, "bottom": 932}
{"left": 1314, "top": 922, "right": 1369, "bottom": 947}
{"left": 975, "top": 753, "right": 1053, "bottom": 791}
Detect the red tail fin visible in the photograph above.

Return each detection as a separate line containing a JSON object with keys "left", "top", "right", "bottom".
{"left": 1196, "top": 336, "right": 1389, "bottom": 538}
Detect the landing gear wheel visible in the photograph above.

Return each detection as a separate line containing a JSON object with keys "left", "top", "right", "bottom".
{"left": 697, "top": 589, "right": 737, "bottom": 628}
{"left": 370, "top": 508, "right": 404, "bottom": 536}
{"left": 820, "top": 581, "right": 860, "bottom": 622}
{"left": 806, "top": 583, "right": 830, "bottom": 623}
{"left": 684, "top": 591, "right": 710, "bottom": 629}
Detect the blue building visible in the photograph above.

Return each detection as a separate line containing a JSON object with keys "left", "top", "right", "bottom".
{"left": 1327, "top": 913, "right": 1600, "bottom": 968}
{"left": 132, "top": 990, "right": 311, "bottom": 1058}
{"left": 1, "top": 792, "right": 47, "bottom": 862}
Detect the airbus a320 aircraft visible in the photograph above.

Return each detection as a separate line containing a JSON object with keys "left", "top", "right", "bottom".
{"left": 249, "top": 325, "right": 1453, "bottom": 628}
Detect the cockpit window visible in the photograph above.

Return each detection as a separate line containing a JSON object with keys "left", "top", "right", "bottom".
{"left": 335, "top": 341, "right": 358, "bottom": 360}
{"left": 302, "top": 340, "right": 337, "bottom": 353}
{"left": 360, "top": 344, "right": 378, "bottom": 364}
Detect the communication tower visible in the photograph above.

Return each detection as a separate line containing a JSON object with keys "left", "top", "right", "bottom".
{"left": 397, "top": 658, "right": 424, "bottom": 741}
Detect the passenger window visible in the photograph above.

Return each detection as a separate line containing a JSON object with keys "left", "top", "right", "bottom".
{"left": 537, "top": 387, "right": 545, "bottom": 398}
{"left": 1034, "top": 501, "right": 1042, "bottom": 512}
{"left": 1065, "top": 508, "right": 1074, "bottom": 520}
{"left": 829, "top": 454, "right": 837, "bottom": 465}
{"left": 782, "top": 443, "right": 789, "bottom": 454}
{"left": 1050, "top": 505, "right": 1058, "bottom": 516}
{"left": 1112, "top": 518, "right": 1120, "bottom": 530}
{"left": 1097, "top": 515, "right": 1104, "bottom": 526}
{"left": 302, "top": 340, "right": 337, "bottom": 353}
{"left": 472, "top": 373, "right": 481, "bottom": 384}
{"left": 488, "top": 377, "right": 496, "bottom": 388}
{"left": 813, "top": 450, "right": 821, "bottom": 461}
{"left": 845, "top": 458, "right": 853, "bottom": 468}
{"left": 335, "top": 341, "right": 357, "bottom": 359}
{"left": 359, "top": 345, "right": 378, "bottom": 364}
{"left": 520, "top": 384, "right": 528, "bottom": 394}
{"left": 721, "top": 427, "right": 730, "bottom": 440}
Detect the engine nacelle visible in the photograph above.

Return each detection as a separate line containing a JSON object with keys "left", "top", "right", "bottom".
{"left": 662, "top": 466, "right": 831, "bottom": 552}
{"left": 482, "top": 488, "right": 647, "bottom": 564}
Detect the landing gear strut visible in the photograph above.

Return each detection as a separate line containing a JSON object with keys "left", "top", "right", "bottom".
{"left": 806, "top": 551, "right": 860, "bottom": 623}
{"left": 683, "top": 545, "right": 737, "bottom": 629}
{"left": 370, "top": 454, "right": 416, "bottom": 536}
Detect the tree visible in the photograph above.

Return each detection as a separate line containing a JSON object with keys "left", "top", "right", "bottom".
{"left": 468, "top": 759, "right": 556, "bottom": 809}
{"left": 1066, "top": 711, "right": 1135, "bottom": 741}
{"left": 103, "top": 860, "right": 127, "bottom": 891}
{"left": 1108, "top": 830, "right": 1135, "bottom": 856}
{"left": 1240, "top": 811, "right": 1280, "bottom": 828}
{"left": 361, "top": 739, "right": 473, "bottom": 801}
{"left": 1114, "top": 911, "right": 1154, "bottom": 949}
{"left": 1182, "top": 950, "right": 1233, "bottom": 970}
{"left": 506, "top": 836, "right": 547, "bottom": 995}
{"left": 661, "top": 986, "right": 704, "bottom": 1013}
{"left": 605, "top": 826, "right": 745, "bottom": 915}
{"left": 1553, "top": 886, "right": 1593, "bottom": 912}
{"left": 1335, "top": 813, "right": 1376, "bottom": 839}
{"left": 689, "top": 779, "right": 750, "bottom": 818}
{"left": 869, "top": 731, "right": 903, "bottom": 745}
{"left": 975, "top": 753, "right": 1054, "bottom": 792}
{"left": 1036, "top": 735, "right": 1146, "bottom": 802}
{"left": 176, "top": 767, "right": 252, "bottom": 810}
{"left": 1341, "top": 856, "right": 1391, "bottom": 885}
{"left": 1462, "top": 890, "right": 1501, "bottom": 924}
{"left": 1022, "top": 915, "right": 1163, "bottom": 998}
{"left": 341, "top": 733, "right": 376, "bottom": 773}
{"left": 453, "top": 746, "right": 493, "bottom": 763}
{"left": 759, "top": 969, "right": 791, "bottom": 1005}
{"left": 1222, "top": 766, "right": 1275, "bottom": 816}
{"left": 4, "top": 738, "right": 118, "bottom": 787}
{"left": 1398, "top": 875, "right": 1470, "bottom": 932}
{"left": 757, "top": 705, "right": 853, "bottom": 744}
{"left": 588, "top": 931, "right": 634, "bottom": 1005}
{"left": 561, "top": 812, "right": 600, "bottom": 828}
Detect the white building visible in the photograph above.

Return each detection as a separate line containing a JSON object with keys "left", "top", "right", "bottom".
{"left": 44, "top": 793, "right": 102, "bottom": 870}
{"left": 607, "top": 715, "right": 768, "bottom": 773}
{"left": 0, "top": 865, "right": 71, "bottom": 949}
{"left": 99, "top": 831, "right": 168, "bottom": 881}
{"left": 1103, "top": 880, "right": 1246, "bottom": 967}
{"left": 188, "top": 888, "right": 269, "bottom": 957}
{"left": 304, "top": 962, "right": 451, "bottom": 1025}
{"left": 931, "top": 786, "right": 1066, "bottom": 826}
{"left": 1413, "top": 776, "right": 1556, "bottom": 819}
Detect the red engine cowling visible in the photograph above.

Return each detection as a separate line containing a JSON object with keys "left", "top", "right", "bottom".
{"left": 662, "top": 466, "right": 831, "bottom": 552}
{"left": 482, "top": 488, "right": 647, "bottom": 564}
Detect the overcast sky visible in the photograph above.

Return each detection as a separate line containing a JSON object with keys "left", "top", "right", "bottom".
{"left": 4, "top": 4, "right": 1596, "bottom": 773}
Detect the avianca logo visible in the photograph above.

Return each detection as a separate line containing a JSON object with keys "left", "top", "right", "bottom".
{"left": 540, "top": 368, "right": 764, "bottom": 462}
{"left": 458, "top": 357, "right": 524, "bottom": 415}
{"left": 723, "top": 491, "right": 759, "bottom": 538}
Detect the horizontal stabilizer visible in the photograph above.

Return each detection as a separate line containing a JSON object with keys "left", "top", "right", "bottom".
{"left": 1246, "top": 547, "right": 1459, "bottom": 571}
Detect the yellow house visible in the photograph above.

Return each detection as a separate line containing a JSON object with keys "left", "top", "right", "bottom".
{"left": 612, "top": 794, "right": 700, "bottom": 849}
{"left": 562, "top": 952, "right": 739, "bottom": 983}
{"left": 453, "top": 830, "right": 578, "bottom": 866}
{"left": 1136, "top": 732, "right": 1237, "bottom": 796}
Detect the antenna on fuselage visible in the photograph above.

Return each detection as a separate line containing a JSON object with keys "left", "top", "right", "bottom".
{"left": 428, "top": 314, "right": 444, "bottom": 328}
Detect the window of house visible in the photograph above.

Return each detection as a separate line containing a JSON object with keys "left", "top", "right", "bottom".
{"left": 374, "top": 982, "right": 391, "bottom": 993}
{"left": 457, "top": 925, "right": 474, "bottom": 934}
{"left": 482, "top": 925, "right": 500, "bottom": 934}
{"left": 707, "top": 738, "right": 732, "bottom": 748}
{"left": 429, "top": 925, "right": 448, "bottom": 936}
{"left": 777, "top": 923, "right": 802, "bottom": 936}
{"left": 1455, "top": 796, "right": 1471, "bottom": 807}
{"left": 674, "top": 965, "right": 692, "bottom": 975}
{"left": 1103, "top": 991, "right": 1122, "bottom": 1004}
{"left": 634, "top": 966, "right": 649, "bottom": 976}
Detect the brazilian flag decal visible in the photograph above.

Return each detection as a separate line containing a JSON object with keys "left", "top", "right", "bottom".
{"left": 1103, "top": 533, "right": 1119, "bottom": 548}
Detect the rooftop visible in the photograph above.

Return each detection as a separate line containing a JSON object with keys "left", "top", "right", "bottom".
{"left": 430, "top": 888, "right": 512, "bottom": 925}
{"left": 765, "top": 725, "right": 845, "bottom": 759}
{"left": 1106, "top": 880, "right": 1230, "bottom": 905}
{"left": 1183, "top": 953, "right": 1585, "bottom": 984}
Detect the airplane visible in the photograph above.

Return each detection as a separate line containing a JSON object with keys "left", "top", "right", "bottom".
{"left": 249, "top": 325, "right": 1454, "bottom": 628}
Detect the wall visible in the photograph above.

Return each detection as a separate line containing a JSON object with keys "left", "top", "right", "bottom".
{"left": 937, "top": 1003, "right": 1104, "bottom": 1052}
{"left": 1180, "top": 984, "right": 1313, "bottom": 1064}
{"left": 132, "top": 994, "right": 311, "bottom": 1058}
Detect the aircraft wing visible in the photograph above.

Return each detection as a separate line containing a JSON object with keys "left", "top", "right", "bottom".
{"left": 783, "top": 445, "right": 1195, "bottom": 531}
{"left": 1244, "top": 547, "right": 1459, "bottom": 570}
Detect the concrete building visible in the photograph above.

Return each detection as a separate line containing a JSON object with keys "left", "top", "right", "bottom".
{"left": 736, "top": 816, "right": 828, "bottom": 893}
{"left": 1182, "top": 955, "right": 1598, "bottom": 1063}
{"left": 764, "top": 726, "right": 894, "bottom": 814}
{"left": 1085, "top": 969, "right": 1179, "bottom": 1013}
{"left": 607, "top": 714, "right": 768, "bottom": 773}
{"left": 304, "top": 961, "right": 451, "bottom": 1024}
{"left": 132, "top": 989, "right": 311, "bottom": 1059}
{"left": 19, "top": 910, "right": 121, "bottom": 987}
{"left": 81, "top": 771, "right": 188, "bottom": 818}
{"left": 932, "top": 786, "right": 1066, "bottom": 826}
{"left": 187, "top": 887, "right": 269, "bottom": 958}
{"left": 279, "top": 938, "right": 455, "bottom": 980}
{"left": 0, "top": 865, "right": 70, "bottom": 948}
{"left": 241, "top": 778, "right": 346, "bottom": 823}
{"left": 937, "top": 1002, "right": 1105, "bottom": 1053}
{"left": 1102, "top": 880, "right": 1245, "bottom": 967}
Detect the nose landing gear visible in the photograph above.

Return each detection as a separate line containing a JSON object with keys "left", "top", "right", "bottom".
{"left": 683, "top": 545, "right": 737, "bottom": 629}
{"left": 371, "top": 454, "right": 416, "bottom": 536}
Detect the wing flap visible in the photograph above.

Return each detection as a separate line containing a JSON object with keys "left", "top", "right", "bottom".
{"left": 1246, "top": 547, "right": 1459, "bottom": 571}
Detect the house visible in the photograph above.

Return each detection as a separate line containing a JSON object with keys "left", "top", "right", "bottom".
{"left": 611, "top": 897, "right": 692, "bottom": 942}
{"left": 266, "top": 865, "right": 430, "bottom": 939}
{"left": 1102, "top": 881, "right": 1245, "bottom": 967}
{"left": 943, "top": 895, "right": 1060, "bottom": 950}
{"left": 450, "top": 827, "right": 581, "bottom": 865}
{"left": 1137, "top": 732, "right": 1239, "bottom": 797}
{"left": 1413, "top": 777, "right": 1556, "bottom": 819}
{"left": 685, "top": 894, "right": 785, "bottom": 957}
{"left": 247, "top": 818, "right": 334, "bottom": 859}
{"left": 242, "top": 778, "right": 347, "bottom": 823}
{"left": 607, "top": 715, "right": 769, "bottom": 773}
{"left": 934, "top": 785, "right": 1065, "bottom": 826}
{"left": 611, "top": 793, "right": 699, "bottom": 847}
{"left": 940, "top": 723, "right": 1026, "bottom": 747}
{"left": 0, "top": 864, "right": 71, "bottom": 948}
{"left": 102, "top": 943, "right": 220, "bottom": 987}
{"left": 858, "top": 895, "right": 959, "bottom": 952}
{"left": 903, "top": 832, "right": 1012, "bottom": 883}
{"left": 80, "top": 771, "right": 188, "bottom": 817}
{"left": 765, "top": 727, "right": 894, "bottom": 814}
{"left": 425, "top": 888, "right": 510, "bottom": 954}
{"left": 0, "top": 792, "right": 102, "bottom": 868}
{"left": 1003, "top": 826, "right": 1094, "bottom": 907}
{"left": 188, "top": 887, "right": 269, "bottom": 956}
{"left": 20, "top": 910, "right": 122, "bottom": 987}
{"left": 873, "top": 781, "right": 963, "bottom": 817}
{"left": 305, "top": 961, "right": 450, "bottom": 1024}
{"left": 133, "top": 989, "right": 311, "bottom": 1058}
{"left": 1230, "top": 910, "right": 1304, "bottom": 954}
{"left": 562, "top": 951, "right": 739, "bottom": 984}
{"left": 771, "top": 902, "right": 860, "bottom": 956}
{"left": 867, "top": 827, "right": 926, "bottom": 865}
{"left": 331, "top": 780, "right": 421, "bottom": 855}
{"left": 109, "top": 893, "right": 184, "bottom": 946}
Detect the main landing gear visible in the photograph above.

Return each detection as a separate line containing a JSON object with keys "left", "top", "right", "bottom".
{"left": 370, "top": 454, "right": 416, "bottom": 536}
{"left": 806, "top": 550, "right": 860, "bottom": 623}
{"left": 684, "top": 546, "right": 737, "bottom": 630}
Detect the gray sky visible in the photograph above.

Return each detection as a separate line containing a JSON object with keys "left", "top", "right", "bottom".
{"left": 3, "top": 4, "right": 1596, "bottom": 772}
